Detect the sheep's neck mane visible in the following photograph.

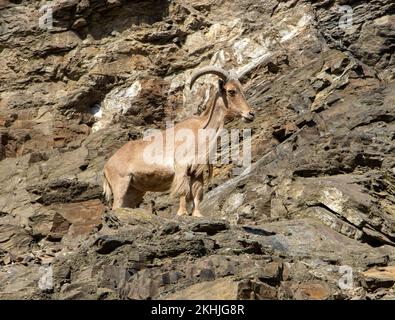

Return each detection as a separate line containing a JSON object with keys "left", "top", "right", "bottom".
{"left": 200, "top": 89, "right": 226, "bottom": 131}
{"left": 187, "top": 89, "right": 225, "bottom": 170}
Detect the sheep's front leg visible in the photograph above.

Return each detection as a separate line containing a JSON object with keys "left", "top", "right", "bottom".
{"left": 177, "top": 195, "right": 188, "bottom": 216}
{"left": 191, "top": 174, "right": 204, "bottom": 217}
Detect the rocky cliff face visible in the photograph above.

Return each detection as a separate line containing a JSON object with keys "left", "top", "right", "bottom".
{"left": 0, "top": 0, "right": 394, "bottom": 299}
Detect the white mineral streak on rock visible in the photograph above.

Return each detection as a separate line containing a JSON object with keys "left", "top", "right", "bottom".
{"left": 224, "top": 192, "right": 245, "bottom": 214}
{"left": 92, "top": 80, "right": 141, "bottom": 132}
{"left": 320, "top": 187, "right": 364, "bottom": 227}
{"left": 279, "top": 13, "right": 312, "bottom": 42}
{"left": 321, "top": 187, "right": 346, "bottom": 214}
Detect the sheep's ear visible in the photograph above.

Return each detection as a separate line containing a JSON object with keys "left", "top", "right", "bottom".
{"left": 218, "top": 79, "right": 225, "bottom": 92}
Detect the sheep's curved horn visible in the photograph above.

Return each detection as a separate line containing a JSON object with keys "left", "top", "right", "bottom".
{"left": 189, "top": 66, "right": 230, "bottom": 89}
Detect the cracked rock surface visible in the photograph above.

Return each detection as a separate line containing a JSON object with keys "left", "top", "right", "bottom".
{"left": 0, "top": 0, "right": 394, "bottom": 299}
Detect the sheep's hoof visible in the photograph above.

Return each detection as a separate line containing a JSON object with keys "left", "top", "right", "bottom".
{"left": 192, "top": 210, "right": 203, "bottom": 218}
{"left": 177, "top": 210, "right": 188, "bottom": 216}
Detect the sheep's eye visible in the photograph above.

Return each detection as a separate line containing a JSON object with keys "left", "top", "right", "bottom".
{"left": 228, "top": 90, "right": 236, "bottom": 96}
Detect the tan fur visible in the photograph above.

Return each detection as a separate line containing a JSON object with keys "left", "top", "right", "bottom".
{"left": 171, "top": 164, "right": 191, "bottom": 197}
{"left": 102, "top": 70, "right": 254, "bottom": 217}
{"left": 102, "top": 171, "right": 112, "bottom": 203}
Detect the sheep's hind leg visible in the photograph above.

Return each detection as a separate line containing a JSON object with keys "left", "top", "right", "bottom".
{"left": 123, "top": 186, "right": 145, "bottom": 208}
{"left": 112, "top": 176, "right": 144, "bottom": 209}
{"left": 111, "top": 176, "right": 130, "bottom": 210}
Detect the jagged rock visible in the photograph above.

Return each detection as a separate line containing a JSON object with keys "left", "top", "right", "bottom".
{"left": 258, "top": 261, "right": 283, "bottom": 286}
{"left": 58, "top": 282, "right": 97, "bottom": 300}
{"left": 0, "top": 264, "right": 42, "bottom": 299}
{"left": 190, "top": 220, "right": 229, "bottom": 235}
{"left": 361, "top": 266, "right": 395, "bottom": 291}
{"left": 270, "top": 175, "right": 395, "bottom": 246}
{"left": 293, "top": 282, "right": 332, "bottom": 300}
{"left": 0, "top": 0, "right": 394, "bottom": 300}
{"left": 29, "top": 209, "right": 71, "bottom": 241}
{"left": 93, "top": 235, "right": 133, "bottom": 254}
{"left": 160, "top": 221, "right": 181, "bottom": 235}
{"left": 155, "top": 238, "right": 207, "bottom": 258}
{"left": 238, "top": 279, "right": 278, "bottom": 300}
{"left": 52, "top": 199, "right": 104, "bottom": 238}
{"left": 0, "top": 224, "right": 32, "bottom": 255}
{"left": 26, "top": 179, "right": 102, "bottom": 205}
{"left": 164, "top": 278, "right": 239, "bottom": 300}
{"left": 99, "top": 265, "right": 132, "bottom": 292}
{"left": 112, "top": 207, "right": 164, "bottom": 227}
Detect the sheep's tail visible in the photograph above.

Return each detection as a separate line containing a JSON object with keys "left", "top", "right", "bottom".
{"left": 102, "top": 170, "right": 113, "bottom": 204}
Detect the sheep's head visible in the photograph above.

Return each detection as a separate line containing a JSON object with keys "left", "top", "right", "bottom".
{"left": 190, "top": 66, "right": 255, "bottom": 123}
